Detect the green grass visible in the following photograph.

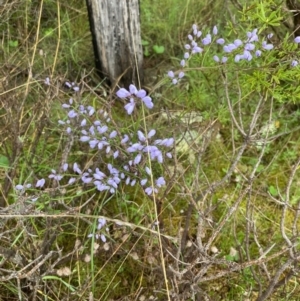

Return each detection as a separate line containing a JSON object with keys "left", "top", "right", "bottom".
{"left": 1, "top": 0, "right": 300, "bottom": 300}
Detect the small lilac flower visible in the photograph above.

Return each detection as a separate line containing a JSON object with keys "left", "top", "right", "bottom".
{"left": 134, "top": 153, "right": 142, "bottom": 165}
{"left": 68, "top": 178, "right": 76, "bottom": 185}
{"left": 82, "top": 173, "right": 93, "bottom": 183}
{"left": 98, "top": 218, "right": 106, "bottom": 229}
{"left": 213, "top": 25, "right": 218, "bottom": 35}
{"left": 244, "top": 43, "right": 255, "bottom": 51}
{"left": 65, "top": 82, "right": 72, "bottom": 88}
{"left": 247, "top": 29, "right": 258, "bottom": 42}
{"left": 15, "top": 184, "right": 24, "bottom": 191}
{"left": 124, "top": 98, "right": 135, "bottom": 115}
{"left": 113, "top": 150, "right": 119, "bottom": 159}
{"left": 178, "top": 71, "right": 184, "bottom": 78}
{"left": 44, "top": 77, "right": 50, "bottom": 85}
{"left": 36, "top": 178, "right": 45, "bottom": 188}
{"left": 168, "top": 71, "right": 175, "bottom": 78}
{"left": 80, "top": 136, "right": 90, "bottom": 142}
{"left": 202, "top": 34, "right": 212, "bottom": 45}
{"left": 62, "top": 163, "right": 68, "bottom": 171}
{"left": 188, "top": 34, "right": 193, "bottom": 41}
{"left": 192, "top": 46, "right": 203, "bottom": 53}
{"left": 243, "top": 50, "right": 252, "bottom": 61}
{"left": 235, "top": 54, "right": 241, "bottom": 62}
{"left": 109, "top": 130, "right": 117, "bottom": 139}
{"left": 267, "top": 33, "right": 274, "bottom": 39}
{"left": 291, "top": 60, "right": 298, "bottom": 67}
{"left": 262, "top": 41, "right": 273, "bottom": 50}
{"left": 116, "top": 88, "right": 131, "bottom": 98}
{"left": 73, "top": 163, "right": 82, "bottom": 174}
{"left": 294, "top": 36, "right": 300, "bottom": 43}
{"left": 121, "top": 135, "right": 130, "bottom": 144}
{"left": 73, "top": 86, "right": 80, "bottom": 92}
{"left": 255, "top": 50, "right": 262, "bottom": 57}
{"left": 48, "top": 170, "right": 63, "bottom": 181}
{"left": 148, "top": 129, "right": 156, "bottom": 138}
{"left": 68, "top": 110, "right": 78, "bottom": 118}
{"left": 138, "top": 131, "right": 146, "bottom": 142}
{"left": 87, "top": 106, "right": 95, "bottom": 116}
{"left": 184, "top": 52, "right": 189, "bottom": 59}
{"left": 145, "top": 166, "right": 152, "bottom": 175}
{"left": 172, "top": 79, "right": 178, "bottom": 85}
{"left": 180, "top": 60, "right": 186, "bottom": 67}
{"left": 234, "top": 39, "right": 243, "bottom": 47}
{"left": 221, "top": 57, "right": 228, "bottom": 63}
{"left": 185, "top": 44, "right": 191, "bottom": 50}
{"left": 142, "top": 96, "right": 153, "bottom": 109}
{"left": 213, "top": 55, "right": 220, "bottom": 62}
{"left": 89, "top": 139, "right": 98, "bottom": 148}
{"left": 141, "top": 179, "right": 147, "bottom": 186}
{"left": 216, "top": 38, "right": 225, "bottom": 45}
{"left": 156, "top": 177, "right": 166, "bottom": 187}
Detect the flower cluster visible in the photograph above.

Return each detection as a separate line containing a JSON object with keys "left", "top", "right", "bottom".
{"left": 167, "top": 24, "right": 300, "bottom": 84}
{"left": 116, "top": 84, "right": 153, "bottom": 114}
{"left": 88, "top": 217, "right": 107, "bottom": 242}
{"left": 15, "top": 83, "right": 173, "bottom": 204}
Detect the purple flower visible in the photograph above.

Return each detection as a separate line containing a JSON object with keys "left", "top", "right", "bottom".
{"left": 116, "top": 88, "right": 131, "bottom": 98}
{"left": 262, "top": 41, "right": 273, "bottom": 50}
{"left": 243, "top": 50, "right": 253, "bottom": 61}
{"left": 98, "top": 218, "right": 106, "bottom": 229}
{"left": 235, "top": 54, "right": 241, "bottom": 62}
{"left": 44, "top": 77, "right": 50, "bottom": 85}
{"left": 73, "top": 163, "right": 82, "bottom": 174}
{"left": 156, "top": 177, "right": 166, "bottom": 187}
{"left": 80, "top": 136, "right": 90, "bottom": 142}
{"left": 124, "top": 98, "right": 135, "bottom": 115}
{"left": 36, "top": 178, "right": 45, "bottom": 188}
{"left": 202, "top": 34, "right": 212, "bottom": 45}
{"left": 213, "top": 25, "right": 218, "bottom": 35}
{"left": 68, "top": 178, "right": 76, "bottom": 185}
{"left": 244, "top": 43, "right": 255, "bottom": 51}
{"left": 216, "top": 38, "right": 225, "bottom": 45}
{"left": 221, "top": 57, "right": 228, "bottom": 63}
{"left": 213, "top": 55, "right": 220, "bottom": 62}
{"left": 168, "top": 71, "right": 175, "bottom": 78}
{"left": 15, "top": 184, "right": 24, "bottom": 191}
{"left": 141, "top": 96, "right": 153, "bottom": 109}
{"left": 291, "top": 60, "right": 298, "bottom": 67}
{"left": 68, "top": 110, "right": 78, "bottom": 118}
{"left": 234, "top": 39, "right": 243, "bottom": 47}
{"left": 48, "top": 170, "right": 63, "bottom": 181}
{"left": 295, "top": 36, "right": 300, "bottom": 43}
{"left": 255, "top": 50, "right": 262, "bottom": 57}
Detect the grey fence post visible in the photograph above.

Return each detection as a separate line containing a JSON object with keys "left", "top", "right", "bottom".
{"left": 86, "top": 0, "right": 144, "bottom": 87}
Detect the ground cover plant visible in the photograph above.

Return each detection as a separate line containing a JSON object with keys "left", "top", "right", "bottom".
{"left": 1, "top": 0, "right": 300, "bottom": 300}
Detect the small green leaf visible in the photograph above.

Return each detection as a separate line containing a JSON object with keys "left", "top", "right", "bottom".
{"left": 8, "top": 40, "right": 18, "bottom": 47}
{"left": 0, "top": 155, "right": 9, "bottom": 169}
{"left": 143, "top": 46, "right": 150, "bottom": 57}
{"left": 269, "top": 185, "right": 278, "bottom": 197}
{"left": 141, "top": 39, "right": 150, "bottom": 46}
{"left": 153, "top": 45, "right": 165, "bottom": 54}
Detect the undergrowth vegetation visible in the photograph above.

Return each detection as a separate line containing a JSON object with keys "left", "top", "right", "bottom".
{"left": 1, "top": 0, "right": 300, "bottom": 300}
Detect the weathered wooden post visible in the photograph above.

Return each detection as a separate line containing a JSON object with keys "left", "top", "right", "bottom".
{"left": 85, "top": 0, "right": 144, "bottom": 88}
